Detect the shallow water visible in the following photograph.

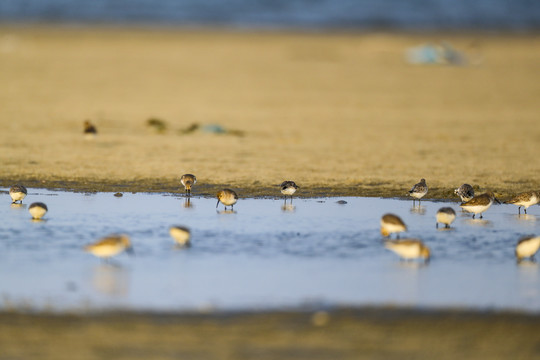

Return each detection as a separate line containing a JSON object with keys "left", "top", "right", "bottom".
{"left": 1, "top": 189, "right": 539, "bottom": 313}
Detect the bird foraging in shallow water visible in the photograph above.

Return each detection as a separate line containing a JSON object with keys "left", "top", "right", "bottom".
{"left": 180, "top": 174, "right": 197, "bottom": 196}
{"left": 380, "top": 214, "right": 407, "bottom": 238}
{"left": 506, "top": 191, "right": 540, "bottom": 215}
{"left": 280, "top": 181, "right": 298, "bottom": 202}
{"left": 454, "top": 184, "right": 475, "bottom": 202}
{"left": 169, "top": 226, "right": 191, "bottom": 247}
{"left": 384, "top": 239, "right": 430, "bottom": 262}
{"left": 515, "top": 235, "right": 540, "bottom": 262}
{"left": 84, "top": 234, "right": 133, "bottom": 260}
{"left": 29, "top": 202, "right": 48, "bottom": 220}
{"left": 9, "top": 184, "right": 27, "bottom": 204}
{"left": 216, "top": 189, "right": 238, "bottom": 210}
{"left": 408, "top": 178, "right": 428, "bottom": 205}
{"left": 436, "top": 207, "right": 456, "bottom": 228}
{"left": 460, "top": 191, "right": 500, "bottom": 219}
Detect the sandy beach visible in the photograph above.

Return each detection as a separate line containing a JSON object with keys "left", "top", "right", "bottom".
{"left": 1, "top": 308, "right": 539, "bottom": 359}
{"left": 1, "top": 27, "right": 539, "bottom": 198}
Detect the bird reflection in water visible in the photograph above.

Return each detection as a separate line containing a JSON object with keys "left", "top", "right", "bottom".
{"left": 281, "top": 202, "right": 296, "bottom": 213}
{"left": 410, "top": 205, "right": 426, "bottom": 215}
{"left": 515, "top": 214, "right": 537, "bottom": 222}
{"left": 10, "top": 203, "right": 27, "bottom": 210}
{"left": 464, "top": 218, "right": 493, "bottom": 227}
{"left": 217, "top": 209, "right": 236, "bottom": 215}
{"left": 183, "top": 197, "right": 194, "bottom": 209}
{"left": 91, "top": 263, "right": 129, "bottom": 297}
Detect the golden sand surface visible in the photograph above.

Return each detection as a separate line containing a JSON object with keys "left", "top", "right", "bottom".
{"left": 1, "top": 27, "right": 539, "bottom": 198}
{"left": 1, "top": 309, "right": 539, "bottom": 360}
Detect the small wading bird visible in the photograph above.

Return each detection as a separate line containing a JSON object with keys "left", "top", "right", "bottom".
{"left": 436, "top": 207, "right": 456, "bottom": 229}
{"left": 29, "top": 202, "right": 48, "bottom": 220}
{"left": 408, "top": 178, "right": 428, "bottom": 206}
{"left": 83, "top": 120, "right": 97, "bottom": 139}
{"left": 454, "top": 183, "right": 475, "bottom": 203}
{"left": 84, "top": 234, "right": 133, "bottom": 261}
{"left": 169, "top": 226, "right": 191, "bottom": 247}
{"left": 460, "top": 191, "right": 500, "bottom": 219}
{"left": 280, "top": 181, "right": 298, "bottom": 202}
{"left": 506, "top": 191, "right": 540, "bottom": 215}
{"left": 9, "top": 184, "right": 27, "bottom": 204}
{"left": 384, "top": 239, "right": 430, "bottom": 262}
{"left": 180, "top": 174, "right": 197, "bottom": 196}
{"left": 380, "top": 214, "right": 407, "bottom": 238}
{"left": 515, "top": 235, "right": 540, "bottom": 262}
{"left": 216, "top": 189, "right": 238, "bottom": 211}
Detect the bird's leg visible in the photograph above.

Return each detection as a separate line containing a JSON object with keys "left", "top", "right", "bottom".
{"left": 445, "top": 224, "right": 450, "bottom": 229}
{"left": 480, "top": 214, "right": 483, "bottom": 219}
{"left": 524, "top": 208, "right": 527, "bottom": 214}
{"left": 472, "top": 214, "right": 476, "bottom": 219}
{"left": 436, "top": 223, "right": 439, "bottom": 229}
{"left": 518, "top": 206, "right": 521, "bottom": 215}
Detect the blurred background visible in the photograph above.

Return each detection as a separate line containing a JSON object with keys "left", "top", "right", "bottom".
{"left": 1, "top": 0, "right": 539, "bottom": 30}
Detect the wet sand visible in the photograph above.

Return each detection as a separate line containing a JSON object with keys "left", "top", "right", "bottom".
{"left": 1, "top": 308, "right": 539, "bottom": 359}
{"left": 1, "top": 28, "right": 540, "bottom": 198}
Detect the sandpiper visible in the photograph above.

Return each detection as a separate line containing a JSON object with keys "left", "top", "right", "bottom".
{"left": 169, "top": 226, "right": 191, "bottom": 247}
{"left": 380, "top": 214, "right": 407, "bottom": 238}
{"left": 217, "top": 189, "right": 238, "bottom": 210}
{"left": 408, "top": 178, "right": 428, "bottom": 205}
{"left": 9, "top": 184, "right": 27, "bottom": 204}
{"left": 454, "top": 184, "right": 475, "bottom": 202}
{"left": 84, "top": 234, "right": 133, "bottom": 260}
{"left": 29, "top": 202, "right": 48, "bottom": 220}
{"left": 436, "top": 207, "right": 456, "bottom": 228}
{"left": 460, "top": 191, "right": 500, "bottom": 219}
{"left": 280, "top": 181, "right": 298, "bottom": 201}
{"left": 180, "top": 174, "right": 197, "bottom": 196}
{"left": 515, "top": 235, "right": 540, "bottom": 261}
{"left": 83, "top": 120, "right": 97, "bottom": 139}
{"left": 384, "top": 239, "right": 430, "bottom": 262}
{"left": 506, "top": 191, "right": 540, "bottom": 215}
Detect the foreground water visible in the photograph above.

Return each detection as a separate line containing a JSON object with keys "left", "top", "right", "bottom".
{"left": 1, "top": 189, "right": 539, "bottom": 313}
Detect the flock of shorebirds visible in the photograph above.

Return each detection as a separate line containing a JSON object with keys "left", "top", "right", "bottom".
{"left": 382, "top": 179, "right": 540, "bottom": 263}
{"left": 7, "top": 176, "right": 540, "bottom": 264}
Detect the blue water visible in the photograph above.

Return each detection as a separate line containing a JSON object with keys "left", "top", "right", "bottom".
{"left": 1, "top": 189, "right": 540, "bottom": 313}
{"left": 0, "top": 0, "right": 539, "bottom": 30}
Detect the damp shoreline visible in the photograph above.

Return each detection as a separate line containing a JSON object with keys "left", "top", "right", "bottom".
{"left": 0, "top": 177, "right": 525, "bottom": 200}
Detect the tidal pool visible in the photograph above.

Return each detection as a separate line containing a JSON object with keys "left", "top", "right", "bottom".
{"left": 1, "top": 189, "right": 539, "bottom": 312}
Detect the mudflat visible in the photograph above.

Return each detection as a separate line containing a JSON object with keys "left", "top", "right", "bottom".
{"left": 1, "top": 28, "right": 539, "bottom": 198}
{"left": 1, "top": 308, "right": 539, "bottom": 360}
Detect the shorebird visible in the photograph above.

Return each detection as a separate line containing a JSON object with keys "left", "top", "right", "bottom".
{"left": 29, "top": 202, "right": 48, "bottom": 220}
{"left": 506, "top": 191, "right": 540, "bottom": 215}
{"left": 384, "top": 239, "right": 430, "bottom": 262}
{"left": 454, "top": 184, "right": 475, "bottom": 202}
{"left": 460, "top": 191, "right": 500, "bottom": 219}
{"left": 84, "top": 234, "right": 133, "bottom": 260}
{"left": 169, "top": 226, "right": 191, "bottom": 247}
{"left": 280, "top": 181, "right": 298, "bottom": 202}
{"left": 408, "top": 178, "right": 428, "bottom": 205}
{"left": 83, "top": 120, "right": 97, "bottom": 139}
{"left": 436, "top": 207, "right": 456, "bottom": 228}
{"left": 515, "top": 235, "right": 540, "bottom": 261}
{"left": 380, "top": 214, "right": 407, "bottom": 238}
{"left": 217, "top": 189, "right": 238, "bottom": 210}
{"left": 9, "top": 184, "right": 27, "bottom": 204}
{"left": 180, "top": 174, "right": 197, "bottom": 196}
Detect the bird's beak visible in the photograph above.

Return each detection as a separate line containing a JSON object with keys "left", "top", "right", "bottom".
{"left": 495, "top": 198, "right": 501, "bottom": 204}
{"left": 216, "top": 199, "right": 220, "bottom": 208}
